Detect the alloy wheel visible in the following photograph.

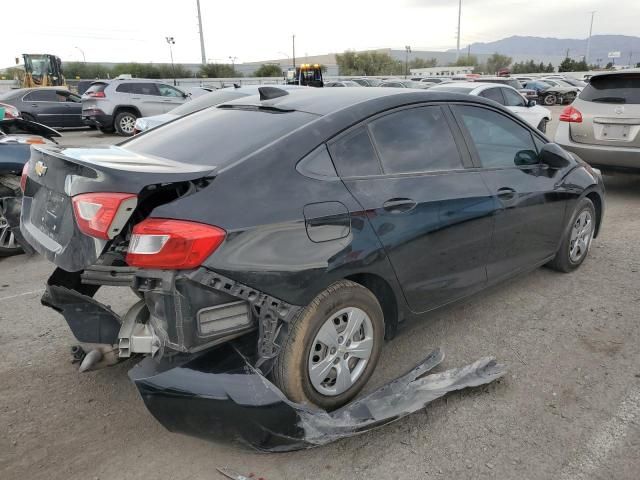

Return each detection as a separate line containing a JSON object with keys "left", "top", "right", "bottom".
{"left": 569, "top": 210, "right": 593, "bottom": 263}
{"left": 307, "top": 307, "right": 374, "bottom": 396}
{"left": 0, "top": 212, "right": 18, "bottom": 250}
{"left": 119, "top": 115, "right": 136, "bottom": 134}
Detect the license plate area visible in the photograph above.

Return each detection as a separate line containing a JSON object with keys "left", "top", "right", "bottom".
{"left": 31, "top": 186, "right": 72, "bottom": 242}
{"left": 600, "top": 124, "right": 630, "bottom": 141}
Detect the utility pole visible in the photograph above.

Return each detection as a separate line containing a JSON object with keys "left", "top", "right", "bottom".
{"left": 405, "top": 45, "right": 411, "bottom": 79}
{"left": 456, "top": 0, "right": 462, "bottom": 62}
{"left": 566, "top": 48, "right": 570, "bottom": 59}
{"left": 467, "top": 45, "right": 471, "bottom": 64}
{"left": 75, "top": 46, "right": 86, "bottom": 63}
{"left": 292, "top": 34, "right": 296, "bottom": 69}
{"left": 165, "top": 36, "right": 176, "bottom": 86}
{"left": 585, "top": 11, "right": 596, "bottom": 64}
{"left": 196, "top": 0, "right": 206, "bottom": 64}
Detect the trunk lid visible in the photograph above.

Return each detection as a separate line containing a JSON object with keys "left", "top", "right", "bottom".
{"left": 569, "top": 73, "right": 640, "bottom": 148}
{"left": 20, "top": 145, "right": 215, "bottom": 272}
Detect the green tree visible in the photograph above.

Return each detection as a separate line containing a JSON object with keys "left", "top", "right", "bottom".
{"left": 546, "top": 62, "right": 555, "bottom": 73}
{"left": 410, "top": 57, "right": 438, "bottom": 69}
{"left": 254, "top": 64, "right": 284, "bottom": 77}
{"left": 336, "top": 50, "right": 402, "bottom": 76}
{"left": 485, "top": 53, "right": 512, "bottom": 74}
{"left": 605, "top": 62, "right": 614, "bottom": 69}
{"left": 199, "top": 63, "right": 242, "bottom": 78}
{"left": 451, "top": 55, "right": 477, "bottom": 67}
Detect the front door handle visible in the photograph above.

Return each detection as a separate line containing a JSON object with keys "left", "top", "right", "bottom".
{"left": 383, "top": 198, "right": 417, "bottom": 214}
{"left": 497, "top": 187, "right": 517, "bottom": 200}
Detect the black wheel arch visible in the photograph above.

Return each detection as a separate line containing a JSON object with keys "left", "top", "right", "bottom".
{"left": 112, "top": 105, "right": 142, "bottom": 121}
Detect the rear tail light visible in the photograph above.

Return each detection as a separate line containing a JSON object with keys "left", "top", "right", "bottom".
{"left": 72, "top": 192, "right": 137, "bottom": 240}
{"left": 87, "top": 91, "right": 106, "bottom": 98}
{"left": 559, "top": 106, "right": 583, "bottom": 123}
{"left": 126, "top": 218, "right": 226, "bottom": 270}
{"left": 20, "top": 162, "right": 29, "bottom": 192}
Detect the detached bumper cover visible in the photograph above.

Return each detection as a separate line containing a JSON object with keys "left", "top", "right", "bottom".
{"left": 129, "top": 344, "right": 506, "bottom": 452}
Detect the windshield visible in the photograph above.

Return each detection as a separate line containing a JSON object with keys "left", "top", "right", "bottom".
{"left": 169, "top": 90, "right": 249, "bottom": 115}
{"left": 124, "top": 106, "right": 317, "bottom": 166}
{"left": 579, "top": 74, "right": 640, "bottom": 104}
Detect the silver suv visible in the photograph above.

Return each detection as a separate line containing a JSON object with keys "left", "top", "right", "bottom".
{"left": 81, "top": 79, "right": 189, "bottom": 135}
{"left": 555, "top": 70, "right": 640, "bottom": 171}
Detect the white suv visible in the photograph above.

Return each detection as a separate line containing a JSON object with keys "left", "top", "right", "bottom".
{"left": 81, "top": 79, "right": 189, "bottom": 135}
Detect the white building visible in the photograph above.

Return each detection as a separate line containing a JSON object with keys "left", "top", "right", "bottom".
{"left": 410, "top": 66, "right": 475, "bottom": 77}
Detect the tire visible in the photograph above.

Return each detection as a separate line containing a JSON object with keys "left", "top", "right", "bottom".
{"left": 565, "top": 93, "right": 576, "bottom": 104}
{"left": 271, "top": 280, "right": 384, "bottom": 410}
{"left": 114, "top": 111, "right": 137, "bottom": 136}
{"left": 543, "top": 94, "right": 557, "bottom": 106}
{"left": 537, "top": 119, "right": 548, "bottom": 133}
{"left": 547, "top": 197, "right": 596, "bottom": 273}
{"left": 0, "top": 199, "right": 23, "bottom": 257}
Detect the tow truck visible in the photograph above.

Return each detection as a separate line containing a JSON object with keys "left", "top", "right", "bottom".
{"left": 286, "top": 63, "right": 324, "bottom": 87}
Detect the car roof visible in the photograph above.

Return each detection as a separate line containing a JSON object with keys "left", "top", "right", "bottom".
{"left": 219, "top": 86, "right": 499, "bottom": 116}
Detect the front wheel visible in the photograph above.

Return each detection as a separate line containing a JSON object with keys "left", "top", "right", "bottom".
{"left": 543, "top": 94, "right": 557, "bottom": 106}
{"left": 271, "top": 280, "right": 384, "bottom": 410}
{"left": 547, "top": 197, "right": 596, "bottom": 273}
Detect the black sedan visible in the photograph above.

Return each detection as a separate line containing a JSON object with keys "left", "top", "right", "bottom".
{"left": 0, "top": 88, "right": 84, "bottom": 128}
{"left": 19, "top": 87, "right": 604, "bottom": 450}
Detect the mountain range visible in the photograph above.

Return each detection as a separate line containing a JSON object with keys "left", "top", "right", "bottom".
{"left": 452, "top": 35, "right": 640, "bottom": 64}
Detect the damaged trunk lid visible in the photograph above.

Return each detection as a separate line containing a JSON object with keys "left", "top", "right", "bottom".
{"left": 20, "top": 144, "right": 215, "bottom": 271}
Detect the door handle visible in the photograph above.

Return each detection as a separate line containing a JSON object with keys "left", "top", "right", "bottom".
{"left": 383, "top": 198, "right": 417, "bottom": 214}
{"left": 497, "top": 187, "right": 517, "bottom": 200}
{"left": 31, "top": 104, "right": 38, "bottom": 107}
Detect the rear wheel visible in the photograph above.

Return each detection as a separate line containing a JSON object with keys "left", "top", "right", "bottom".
{"left": 271, "top": 280, "right": 384, "bottom": 410}
{"left": 537, "top": 119, "right": 548, "bottom": 133}
{"left": 0, "top": 204, "right": 22, "bottom": 257}
{"left": 114, "top": 111, "right": 137, "bottom": 136}
{"left": 548, "top": 197, "right": 596, "bottom": 273}
{"left": 543, "top": 94, "right": 557, "bottom": 106}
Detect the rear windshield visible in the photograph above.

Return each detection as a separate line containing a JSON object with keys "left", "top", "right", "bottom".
{"left": 169, "top": 90, "right": 249, "bottom": 115}
{"left": 84, "top": 83, "right": 108, "bottom": 94}
{"left": 123, "top": 106, "right": 317, "bottom": 166}
{"left": 580, "top": 74, "right": 640, "bottom": 104}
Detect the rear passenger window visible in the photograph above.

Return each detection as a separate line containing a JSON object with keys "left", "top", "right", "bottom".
{"left": 480, "top": 88, "right": 505, "bottom": 104}
{"left": 454, "top": 105, "right": 539, "bottom": 168}
{"left": 330, "top": 127, "right": 382, "bottom": 177}
{"left": 116, "top": 83, "right": 159, "bottom": 95}
{"left": 369, "top": 106, "right": 463, "bottom": 174}
{"left": 24, "top": 90, "right": 57, "bottom": 101}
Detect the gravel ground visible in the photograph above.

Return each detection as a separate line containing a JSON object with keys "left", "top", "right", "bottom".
{"left": 1, "top": 107, "right": 639, "bottom": 480}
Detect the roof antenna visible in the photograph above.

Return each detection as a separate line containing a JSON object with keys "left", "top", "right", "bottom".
{"left": 259, "top": 86, "right": 289, "bottom": 101}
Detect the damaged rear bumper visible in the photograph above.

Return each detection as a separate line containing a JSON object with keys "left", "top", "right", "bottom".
{"left": 129, "top": 343, "right": 506, "bottom": 452}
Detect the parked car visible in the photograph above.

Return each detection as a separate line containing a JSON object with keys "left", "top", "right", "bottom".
{"left": 473, "top": 76, "right": 538, "bottom": 102}
{"left": 134, "top": 85, "right": 306, "bottom": 134}
{"left": 555, "top": 70, "right": 640, "bottom": 171}
{"left": 430, "top": 81, "right": 552, "bottom": 131}
{"left": 325, "top": 81, "right": 362, "bottom": 87}
{"left": 523, "top": 80, "right": 578, "bottom": 105}
{"left": 0, "top": 118, "right": 60, "bottom": 256}
{"left": 351, "top": 78, "right": 383, "bottom": 87}
{"left": 0, "top": 88, "right": 84, "bottom": 128}
{"left": 380, "top": 80, "right": 431, "bottom": 89}
{"left": 20, "top": 87, "right": 604, "bottom": 450}
{"left": 81, "top": 79, "right": 190, "bottom": 135}
{"left": 418, "top": 77, "right": 451, "bottom": 83}
{"left": 541, "top": 77, "right": 585, "bottom": 93}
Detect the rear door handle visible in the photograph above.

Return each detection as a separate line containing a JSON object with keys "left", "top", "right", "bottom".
{"left": 497, "top": 187, "right": 517, "bottom": 200}
{"left": 383, "top": 198, "right": 417, "bottom": 214}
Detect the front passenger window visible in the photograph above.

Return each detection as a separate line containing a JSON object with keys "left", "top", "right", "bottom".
{"left": 502, "top": 88, "right": 526, "bottom": 107}
{"left": 454, "top": 105, "right": 539, "bottom": 168}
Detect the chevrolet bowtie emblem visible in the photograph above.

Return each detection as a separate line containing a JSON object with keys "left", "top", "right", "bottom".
{"left": 34, "top": 160, "right": 48, "bottom": 177}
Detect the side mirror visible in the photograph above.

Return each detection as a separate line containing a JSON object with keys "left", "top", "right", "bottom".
{"left": 539, "top": 143, "right": 572, "bottom": 168}
{"left": 527, "top": 99, "right": 537, "bottom": 107}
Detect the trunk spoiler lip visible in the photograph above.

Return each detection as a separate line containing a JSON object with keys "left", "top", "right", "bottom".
{"left": 0, "top": 118, "right": 61, "bottom": 139}
{"left": 31, "top": 144, "right": 218, "bottom": 176}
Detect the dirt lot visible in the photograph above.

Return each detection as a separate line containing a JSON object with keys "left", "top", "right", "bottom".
{"left": 1, "top": 109, "right": 639, "bottom": 479}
